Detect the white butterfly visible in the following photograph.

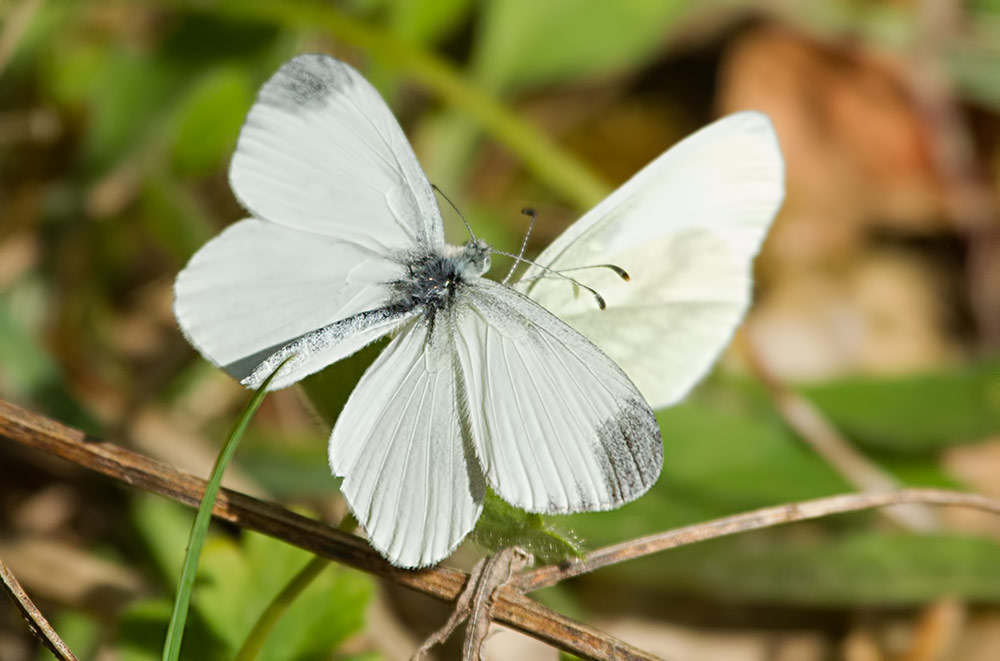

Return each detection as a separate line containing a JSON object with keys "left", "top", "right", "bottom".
{"left": 174, "top": 54, "right": 784, "bottom": 568}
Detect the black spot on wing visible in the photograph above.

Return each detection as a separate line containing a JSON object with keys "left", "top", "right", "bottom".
{"left": 260, "top": 54, "right": 354, "bottom": 111}
{"left": 594, "top": 398, "right": 663, "bottom": 505}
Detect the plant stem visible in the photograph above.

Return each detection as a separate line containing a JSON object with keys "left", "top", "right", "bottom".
{"left": 233, "top": 515, "right": 358, "bottom": 661}
{"left": 233, "top": 556, "right": 330, "bottom": 661}
{"left": 161, "top": 361, "right": 287, "bottom": 661}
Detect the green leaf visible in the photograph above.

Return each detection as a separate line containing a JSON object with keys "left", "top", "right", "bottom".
{"left": 4, "top": 2, "right": 78, "bottom": 80}
{"left": 948, "top": 47, "right": 1000, "bottom": 114}
{"left": 0, "top": 294, "right": 56, "bottom": 397}
{"left": 46, "top": 610, "right": 101, "bottom": 661}
{"left": 471, "top": 0, "right": 697, "bottom": 92}
{"left": 803, "top": 359, "right": 1000, "bottom": 452}
{"left": 130, "top": 496, "right": 197, "bottom": 588}
{"left": 39, "top": 36, "right": 110, "bottom": 108}
{"left": 559, "top": 399, "right": 962, "bottom": 548}
{"left": 0, "top": 293, "right": 96, "bottom": 431}
{"left": 195, "top": 531, "right": 373, "bottom": 659}
{"left": 299, "top": 340, "right": 389, "bottom": 427}
{"left": 236, "top": 428, "right": 337, "bottom": 498}
{"left": 564, "top": 401, "right": 851, "bottom": 541}
{"left": 139, "top": 172, "right": 217, "bottom": 263}
{"left": 470, "top": 491, "right": 583, "bottom": 564}
{"left": 156, "top": 11, "right": 281, "bottom": 65}
{"left": 80, "top": 48, "right": 187, "bottom": 173}
{"left": 388, "top": 0, "right": 473, "bottom": 45}
{"left": 131, "top": 495, "right": 372, "bottom": 658}
{"left": 116, "top": 599, "right": 226, "bottom": 661}
{"left": 597, "top": 530, "right": 1000, "bottom": 607}
{"left": 168, "top": 65, "right": 254, "bottom": 176}
{"left": 969, "top": 0, "right": 1000, "bottom": 12}
{"left": 183, "top": 0, "right": 611, "bottom": 209}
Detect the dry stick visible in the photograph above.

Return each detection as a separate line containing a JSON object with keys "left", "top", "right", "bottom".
{"left": 0, "top": 399, "right": 654, "bottom": 661}
{"left": 0, "top": 555, "right": 79, "bottom": 661}
{"left": 461, "top": 547, "right": 533, "bottom": 660}
{"left": 743, "top": 336, "right": 963, "bottom": 654}
{"left": 742, "top": 330, "right": 941, "bottom": 532}
{"left": 516, "top": 489, "right": 1000, "bottom": 593}
{"left": 6, "top": 401, "right": 1000, "bottom": 658}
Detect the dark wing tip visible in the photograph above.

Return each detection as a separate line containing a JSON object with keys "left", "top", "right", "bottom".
{"left": 596, "top": 397, "right": 663, "bottom": 505}
{"left": 260, "top": 54, "right": 355, "bottom": 112}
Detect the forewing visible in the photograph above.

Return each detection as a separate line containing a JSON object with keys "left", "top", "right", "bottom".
{"left": 173, "top": 218, "right": 409, "bottom": 390}
{"left": 329, "top": 319, "right": 485, "bottom": 568}
{"left": 518, "top": 112, "right": 784, "bottom": 408}
{"left": 230, "top": 54, "right": 443, "bottom": 253}
{"left": 453, "top": 279, "right": 662, "bottom": 515}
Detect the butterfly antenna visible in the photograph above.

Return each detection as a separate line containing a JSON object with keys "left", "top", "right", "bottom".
{"left": 502, "top": 207, "right": 538, "bottom": 285}
{"left": 520, "top": 263, "right": 630, "bottom": 283}
{"left": 492, "top": 247, "right": 610, "bottom": 310}
{"left": 431, "top": 184, "right": 476, "bottom": 240}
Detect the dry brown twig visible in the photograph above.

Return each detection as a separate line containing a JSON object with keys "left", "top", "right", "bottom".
{"left": 413, "top": 546, "right": 534, "bottom": 660}
{"left": 0, "top": 398, "right": 655, "bottom": 661}
{"left": 742, "top": 330, "right": 942, "bottom": 532}
{"left": 0, "top": 554, "right": 78, "bottom": 661}
{"left": 5, "top": 398, "right": 1000, "bottom": 660}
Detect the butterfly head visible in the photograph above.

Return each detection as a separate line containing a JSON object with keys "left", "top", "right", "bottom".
{"left": 459, "top": 238, "right": 491, "bottom": 277}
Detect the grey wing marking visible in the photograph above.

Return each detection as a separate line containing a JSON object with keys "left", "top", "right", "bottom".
{"left": 452, "top": 278, "right": 663, "bottom": 513}
{"left": 235, "top": 305, "right": 418, "bottom": 389}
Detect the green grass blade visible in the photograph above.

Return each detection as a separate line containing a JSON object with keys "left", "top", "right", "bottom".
{"left": 161, "top": 361, "right": 288, "bottom": 661}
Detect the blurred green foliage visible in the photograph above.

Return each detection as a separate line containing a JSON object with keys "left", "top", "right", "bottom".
{"left": 125, "top": 496, "right": 373, "bottom": 660}
{"left": 3, "top": 0, "right": 1000, "bottom": 658}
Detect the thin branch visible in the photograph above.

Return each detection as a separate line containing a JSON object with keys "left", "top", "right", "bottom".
{"left": 516, "top": 489, "right": 1000, "bottom": 592}
{"left": 0, "top": 399, "right": 654, "bottom": 661}
{"left": 0, "top": 554, "right": 79, "bottom": 661}
{"left": 742, "top": 330, "right": 941, "bottom": 532}
{"left": 413, "top": 546, "right": 533, "bottom": 660}
{"left": 462, "top": 548, "right": 533, "bottom": 661}
{"left": 7, "top": 399, "right": 1000, "bottom": 658}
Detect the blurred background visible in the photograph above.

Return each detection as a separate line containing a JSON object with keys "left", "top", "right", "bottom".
{"left": 2, "top": 0, "right": 1000, "bottom": 659}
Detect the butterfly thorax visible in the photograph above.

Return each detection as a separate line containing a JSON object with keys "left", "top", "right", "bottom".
{"left": 391, "top": 239, "right": 491, "bottom": 315}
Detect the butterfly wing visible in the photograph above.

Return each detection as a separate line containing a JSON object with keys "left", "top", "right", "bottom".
{"left": 518, "top": 112, "right": 784, "bottom": 409}
{"left": 176, "top": 55, "right": 442, "bottom": 388}
{"left": 174, "top": 218, "right": 413, "bottom": 389}
{"left": 229, "top": 54, "right": 443, "bottom": 252}
{"left": 453, "top": 279, "right": 662, "bottom": 514}
{"left": 329, "top": 318, "right": 485, "bottom": 568}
